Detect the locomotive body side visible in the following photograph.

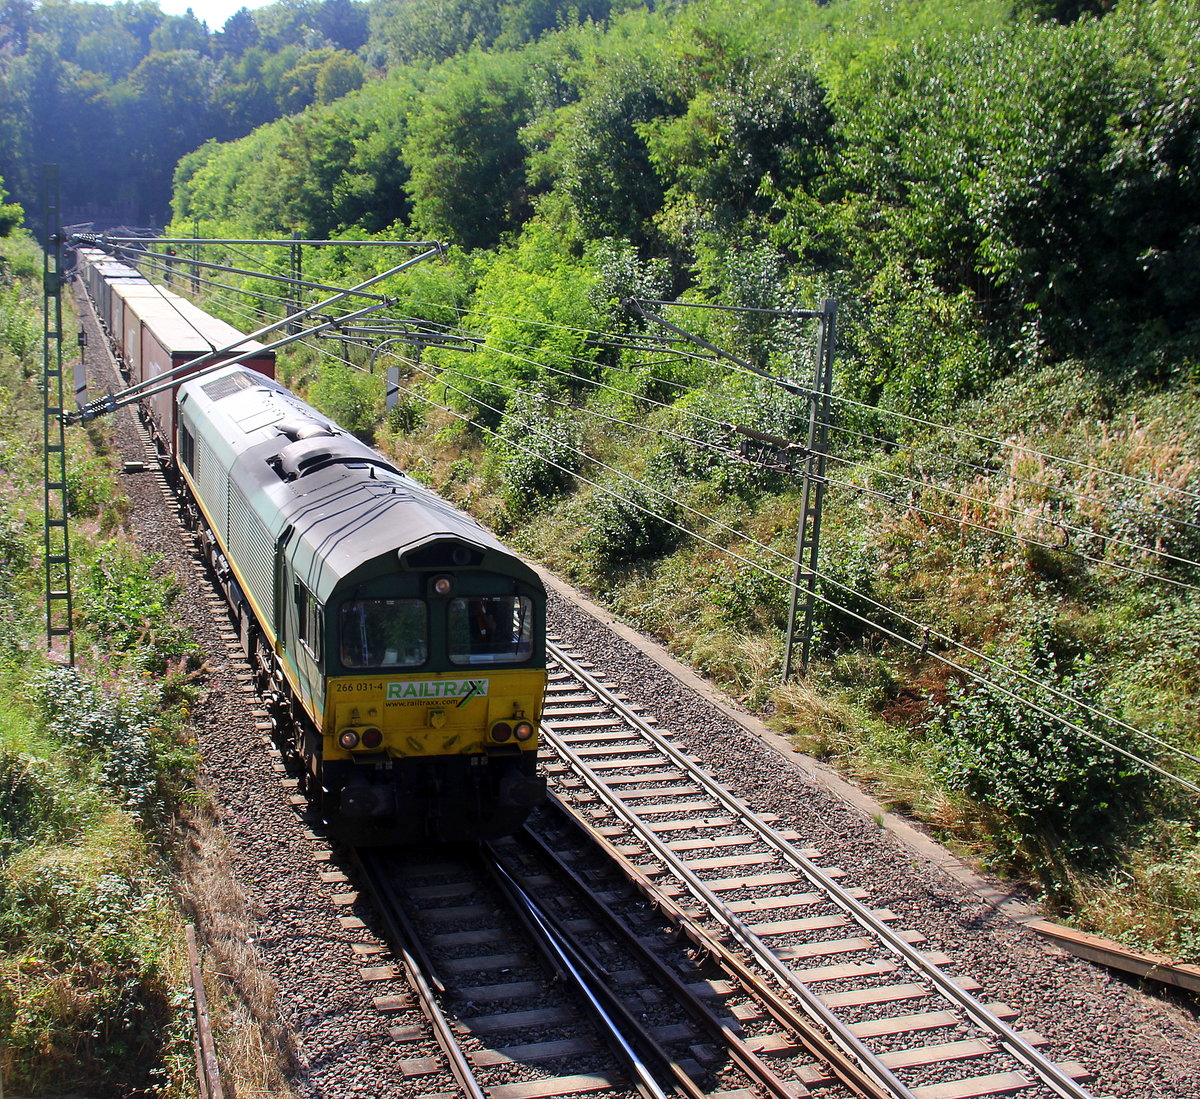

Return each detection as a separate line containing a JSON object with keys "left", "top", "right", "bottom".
{"left": 175, "top": 365, "right": 547, "bottom": 843}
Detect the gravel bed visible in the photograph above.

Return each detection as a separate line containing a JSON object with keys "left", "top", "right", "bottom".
{"left": 546, "top": 588, "right": 1200, "bottom": 1098}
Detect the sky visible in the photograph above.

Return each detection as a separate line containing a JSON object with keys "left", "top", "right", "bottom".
{"left": 122, "top": 1, "right": 277, "bottom": 32}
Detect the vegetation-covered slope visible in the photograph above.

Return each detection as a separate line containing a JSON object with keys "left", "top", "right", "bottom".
{"left": 0, "top": 228, "right": 210, "bottom": 1093}
{"left": 167, "top": 0, "right": 1200, "bottom": 956}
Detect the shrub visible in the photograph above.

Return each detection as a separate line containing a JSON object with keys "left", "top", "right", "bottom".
{"left": 934, "top": 621, "right": 1152, "bottom": 896}
{"left": 308, "top": 362, "right": 384, "bottom": 437}
{"left": 496, "top": 388, "right": 580, "bottom": 516}
{"left": 28, "top": 666, "right": 196, "bottom": 827}
{"left": 0, "top": 819, "right": 179, "bottom": 1095}
{"left": 73, "top": 542, "right": 192, "bottom": 664}
{"left": 0, "top": 751, "right": 90, "bottom": 861}
{"left": 584, "top": 482, "right": 681, "bottom": 571}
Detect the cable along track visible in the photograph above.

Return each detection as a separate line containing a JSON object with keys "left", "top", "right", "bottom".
{"left": 539, "top": 640, "right": 1099, "bottom": 1099}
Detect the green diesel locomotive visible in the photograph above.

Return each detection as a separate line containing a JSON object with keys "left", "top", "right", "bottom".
{"left": 175, "top": 362, "right": 548, "bottom": 843}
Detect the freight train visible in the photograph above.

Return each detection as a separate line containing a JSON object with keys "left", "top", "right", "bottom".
{"left": 75, "top": 246, "right": 548, "bottom": 844}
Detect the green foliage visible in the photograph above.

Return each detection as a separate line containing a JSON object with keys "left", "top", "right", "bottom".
{"left": 779, "top": 2, "right": 1200, "bottom": 382}
{"left": 73, "top": 542, "right": 193, "bottom": 666}
{"left": 369, "top": 0, "right": 503, "bottom": 65}
{"left": 405, "top": 51, "right": 535, "bottom": 249}
{"left": 27, "top": 667, "right": 196, "bottom": 828}
{"left": 0, "top": 281, "right": 39, "bottom": 366}
{"left": 315, "top": 49, "right": 365, "bottom": 103}
{"left": 0, "top": 813, "right": 181, "bottom": 1095}
{"left": 308, "top": 362, "right": 384, "bottom": 437}
{"left": 368, "top": 0, "right": 613, "bottom": 66}
{"left": 0, "top": 749, "right": 89, "bottom": 862}
{"left": 446, "top": 224, "right": 601, "bottom": 424}
{"left": 584, "top": 481, "right": 681, "bottom": 571}
{"left": 650, "top": 376, "right": 811, "bottom": 501}
{"left": 0, "top": 237, "right": 193, "bottom": 1098}
{"left": 934, "top": 618, "right": 1152, "bottom": 892}
{"left": 550, "top": 44, "right": 679, "bottom": 246}
{"left": 64, "top": 451, "right": 124, "bottom": 528}
{"left": 645, "top": 52, "right": 833, "bottom": 242}
{"left": 0, "top": 173, "right": 22, "bottom": 237}
{"left": 496, "top": 386, "right": 580, "bottom": 516}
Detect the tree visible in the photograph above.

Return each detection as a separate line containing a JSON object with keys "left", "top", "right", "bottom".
{"left": 405, "top": 53, "right": 534, "bottom": 249}
{"left": 216, "top": 7, "right": 259, "bottom": 56}
{"left": 368, "top": 0, "right": 501, "bottom": 65}
{"left": 551, "top": 50, "right": 677, "bottom": 246}
{"left": 75, "top": 26, "right": 142, "bottom": 80}
{"left": 314, "top": 0, "right": 369, "bottom": 52}
{"left": 0, "top": 0, "right": 34, "bottom": 52}
{"left": 116, "top": 50, "right": 217, "bottom": 219}
{"left": 0, "top": 172, "right": 23, "bottom": 235}
{"left": 315, "top": 50, "right": 364, "bottom": 103}
{"left": 149, "top": 11, "right": 210, "bottom": 53}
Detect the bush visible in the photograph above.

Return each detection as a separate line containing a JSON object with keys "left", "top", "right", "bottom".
{"left": 496, "top": 388, "right": 580, "bottom": 516}
{"left": 934, "top": 621, "right": 1152, "bottom": 896}
{"left": 308, "top": 362, "right": 384, "bottom": 438}
{"left": 0, "top": 818, "right": 180, "bottom": 1095}
{"left": 584, "top": 482, "right": 681, "bottom": 571}
{"left": 0, "top": 751, "right": 90, "bottom": 861}
{"left": 73, "top": 542, "right": 192, "bottom": 664}
{"left": 29, "top": 666, "right": 196, "bottom": 827}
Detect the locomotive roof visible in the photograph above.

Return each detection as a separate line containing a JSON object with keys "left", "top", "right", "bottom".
{"left": 178, "top": 364, "right": 532, "bottom": 604}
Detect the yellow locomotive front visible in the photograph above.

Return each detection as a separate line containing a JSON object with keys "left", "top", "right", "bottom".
{"left": 311, "top": 571, "right": 549, "bottom": 843}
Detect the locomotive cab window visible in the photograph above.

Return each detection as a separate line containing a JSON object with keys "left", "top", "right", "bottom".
{"left": 340, "top": 599, "right": 427, "bottom": 668}
{"left": 448, "top": 596, "right": 534, "bottom": 665}
{"left": 296, "top": 585, "right": 323, "bottom": 661}
{"left": 179, "top": 424, "right": 195, "bottom": 473}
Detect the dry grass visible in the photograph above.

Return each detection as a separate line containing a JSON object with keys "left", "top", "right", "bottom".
{"left": 174, "top": 803, "right": 299, "bottom": 1099}
{"left": 1069, "top": 840, "right": 1200, "bottom": 963}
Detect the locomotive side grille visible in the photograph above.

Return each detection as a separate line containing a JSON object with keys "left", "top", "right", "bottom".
{"left": 229, "top": 484, "right": 275, "bottom": 621}
{"left": 194, "top": 432, "right": 229, "bottom": 543}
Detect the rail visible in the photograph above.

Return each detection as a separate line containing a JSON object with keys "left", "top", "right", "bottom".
{"left": 185, "top": 924, "right": 223, "bottom": 1099}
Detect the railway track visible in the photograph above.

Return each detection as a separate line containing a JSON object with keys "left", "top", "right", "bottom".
{"left": 346, "top": 834, "right": 805, "bottom": 1099}
{"left": 537, "top": 641, "right": 1102, "bottom": 1099}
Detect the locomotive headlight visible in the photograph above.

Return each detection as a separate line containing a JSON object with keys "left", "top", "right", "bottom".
{"left": 491, "top": 722, "right": 512, "bottom": 742}
{"left": 338, "top": 728, "right": 360, "bottom": 750}
{"left": 432, "top": 575, "right": 453, "bottom": 596}
{"left": 514, "top": 721, "right": 535, "bottom": 741}
{"left": 361, "top": 726, "right": 384, "bottom": 749}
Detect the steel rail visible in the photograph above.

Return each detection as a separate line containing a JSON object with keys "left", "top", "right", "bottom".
{"left": 540, "top": 712, "right": 909, "bottom": 1099}
{"left": 544, "top": 789, "right": 898, "bottom": 1099}
{"left": 546, "top": 642, "right": 1099, "bottom": 1099}
{"left": 353, "top": 851, "right": 486, "bottom": 1099}
{"left": 520, "top": 820, "right": 809, "bottom": 1099}
{"left": 484, "top": 849, "right": 676, "bottom": 1099}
